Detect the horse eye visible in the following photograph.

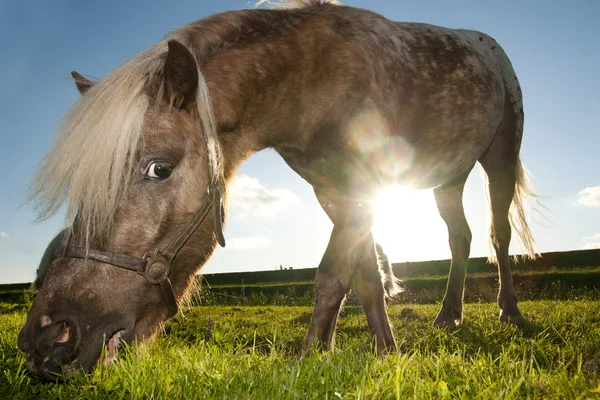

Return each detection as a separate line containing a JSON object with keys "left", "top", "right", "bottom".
{"left": 145, "top": 162, "right": 172, "bottom": 180}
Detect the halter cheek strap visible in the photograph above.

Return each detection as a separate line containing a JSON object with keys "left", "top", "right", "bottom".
{"left": 53, "top": 184, "right": 226, "bottom": 319}
{"left": 213, "top": 184, "right": 226, "bottom": 247}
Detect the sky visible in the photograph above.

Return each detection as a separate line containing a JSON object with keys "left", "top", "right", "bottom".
{"left": 1, "top": 0, "right": 599, "bottom": 284}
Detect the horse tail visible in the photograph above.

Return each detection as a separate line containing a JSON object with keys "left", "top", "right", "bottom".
{"left": 484, "top": 158, "right": 539, "bottom": 263}
{"left": 375, "top": 243, "right": 403, "bottom": 298}
{"left": 471, "top": 32, "right": 540, "bottom": 263}
{"left": 509, "top": 158, "right": 539, "bottom": 260}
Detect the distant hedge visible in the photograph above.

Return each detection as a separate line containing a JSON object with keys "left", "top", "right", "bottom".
{"left": 193, "top": 270, "right": 600, "bottom": 306}
{"left": 2, "top": 249, "right": 599, "bottom": 302}
{"left": 202, "top": 248, "right": 600, "bottom": 285}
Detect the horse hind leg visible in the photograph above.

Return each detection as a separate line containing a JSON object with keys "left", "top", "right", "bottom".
{"left": 432, "top": 169, "right": 473, "bottom": 328}
{"left": 481, "top": 161, "right": 525, "bottom": 325}
{"left": 479, "top": 106, "right": 537, "bottom": 326}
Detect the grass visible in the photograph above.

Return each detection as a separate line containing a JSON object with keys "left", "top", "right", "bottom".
{"left": 2, "top": 300, "right": 600, "bottom": 399}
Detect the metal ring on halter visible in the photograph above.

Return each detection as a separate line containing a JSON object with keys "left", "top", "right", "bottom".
{"left": 141, "top": 248, "right": 171, "bottom": 285}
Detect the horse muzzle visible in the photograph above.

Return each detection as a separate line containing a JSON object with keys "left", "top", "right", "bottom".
{"left": 17, "top": 312, "right": 133, "bottom": 381}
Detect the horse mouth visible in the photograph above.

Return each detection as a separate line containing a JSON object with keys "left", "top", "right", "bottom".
{"left": 34, "top": 328, "right": 128, "bottom": 380}
{"left": 102, "top": 329, "right": 126, "bottom": 366}
{"left": 36, "top": 328, "right": 129, "bottom": 380}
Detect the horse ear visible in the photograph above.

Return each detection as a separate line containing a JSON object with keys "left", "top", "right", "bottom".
{"left": 164, "top": 40, "right": 199, "bottom": 109}
{"left": 71, "top": 71, "right": 95, "bottom": 95}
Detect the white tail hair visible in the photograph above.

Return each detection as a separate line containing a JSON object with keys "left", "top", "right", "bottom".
{"left": 375, "top": 243, "right": 403, "bottom": 298}
{"left": 484, "top": 157, "right": 539, "bottom": 263}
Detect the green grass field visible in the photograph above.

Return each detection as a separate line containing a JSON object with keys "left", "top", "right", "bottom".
{"left": 2, "top": 300, "right": 600, "bottom": 399}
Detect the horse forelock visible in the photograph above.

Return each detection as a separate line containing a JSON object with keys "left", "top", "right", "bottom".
{"left": 30, "top": 31, "right": 221, "bottom": 247}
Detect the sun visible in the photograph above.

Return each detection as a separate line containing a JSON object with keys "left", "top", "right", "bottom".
{"left": 371, "top": 186, "right": 450, "bottom": 263}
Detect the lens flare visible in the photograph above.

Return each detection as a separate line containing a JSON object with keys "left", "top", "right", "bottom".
{"left": 372, "top": 186, "right": 450, "bottom": 262}
{"left": 346, "top": 109, "right": 415, "bottom": 182}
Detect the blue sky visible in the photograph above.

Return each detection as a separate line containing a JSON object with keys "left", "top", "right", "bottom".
{"left": 1, "top": 0, "right": 599, "bottom": 284}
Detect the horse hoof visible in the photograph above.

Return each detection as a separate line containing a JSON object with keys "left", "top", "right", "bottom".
{"left": 499, "top": 311, "right": 526, "bottom": 327}
{"left": 433, "top": 309, "right": 461, "bottom": 328}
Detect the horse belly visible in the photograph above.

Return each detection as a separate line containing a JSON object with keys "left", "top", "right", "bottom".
{"left": 372, "top": 131, "right": 490, "bottom": 189}
{"left": 280, "top": 129, "right": 485, "bottom": 201}
{"left": 342, "top": 104, "right": 499, "bottom": 190}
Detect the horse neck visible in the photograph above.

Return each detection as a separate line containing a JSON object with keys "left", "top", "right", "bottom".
{"left": 194, "top": 8, "right": 351, "bottom": 178}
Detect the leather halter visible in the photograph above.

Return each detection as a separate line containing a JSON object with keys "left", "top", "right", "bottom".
{"left": 53, "top": 184, "right": 226, "bottom": 319}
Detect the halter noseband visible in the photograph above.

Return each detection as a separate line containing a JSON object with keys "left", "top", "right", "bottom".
{"left": 53, "top": 184, "right": 226, "bottom": 319}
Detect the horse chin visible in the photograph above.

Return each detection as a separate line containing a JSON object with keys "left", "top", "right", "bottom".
{"left": 70, "top": 329, "right": 134, "bottom": 377}
{"left": 55, "top": 317, "right": 160, "bottom": 380}
{"left": 99, "top": 317, "right": 164, "bottom": 367}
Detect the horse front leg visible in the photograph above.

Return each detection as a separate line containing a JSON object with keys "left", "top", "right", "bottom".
{"left": 353, "top": 235, "right": 397, "bottom": 354}
{"left": 302, "top": 223, "right": 356, "bottom": 355}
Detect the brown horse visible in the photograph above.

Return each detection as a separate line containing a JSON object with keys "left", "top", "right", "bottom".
{"left": 19, "top": 0, "right": 537, "bottom": 380}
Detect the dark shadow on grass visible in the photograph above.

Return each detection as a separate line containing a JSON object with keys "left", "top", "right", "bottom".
{"left": 518, "top": 319, "right": 547, "bottom": 338}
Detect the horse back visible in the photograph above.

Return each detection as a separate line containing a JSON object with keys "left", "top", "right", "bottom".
{"left": 275, "top": 8, "right": 516, "bottom": 196}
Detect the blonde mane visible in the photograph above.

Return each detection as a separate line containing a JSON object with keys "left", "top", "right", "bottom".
{"left": 30, "top": 1, "right": 340, "bottom": 245}
{"left": 30, "top": 30, "right": 221, "bottom": 245}
{"left": 255, "top": 0, "right": 340, "bottom": 8}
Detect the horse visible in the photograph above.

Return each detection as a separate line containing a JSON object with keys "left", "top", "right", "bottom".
{"left": 19, "top": 0, "right": 537, "bottom": 380}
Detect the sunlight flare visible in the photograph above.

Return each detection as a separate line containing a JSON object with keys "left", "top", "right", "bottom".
{"left": 372, "top": 186, "right": 450, "bottom": 263}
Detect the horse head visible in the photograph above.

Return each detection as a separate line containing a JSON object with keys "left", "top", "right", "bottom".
{"left": 19, "top": 40, "right": 225, "bottom": 380}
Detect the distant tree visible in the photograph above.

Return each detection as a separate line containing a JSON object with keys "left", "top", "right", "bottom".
{"left": 279, "top": 264, "right": 283, "bottom": 270}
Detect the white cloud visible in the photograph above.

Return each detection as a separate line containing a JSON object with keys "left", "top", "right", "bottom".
{"left": 0, "top": 232, "right": 8, "bottom": 239}
{"left": 226, "top": 236, "right": 271, "bottom": 250}
{"left": 582, "top": 233, "right": 600, "bottom": 250}
{"left": 582, "top": 242, "right": 600, "bottom": 250}
{"left": 228, "top": 174, "right": 300, "bottom": 218}
{"left": 576, "top": 185, "right": 600, "bottom": 207}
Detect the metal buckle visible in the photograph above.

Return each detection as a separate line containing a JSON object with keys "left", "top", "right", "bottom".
{"left": 141, "top": 248, "right": 171, "bottom": 285}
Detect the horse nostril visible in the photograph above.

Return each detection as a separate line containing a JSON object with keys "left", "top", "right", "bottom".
{"left": 33, "top": 318, "right": 81, "bottom": 363}
{"left": 55, "top": 324, "right": 71, "bottom": 344}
